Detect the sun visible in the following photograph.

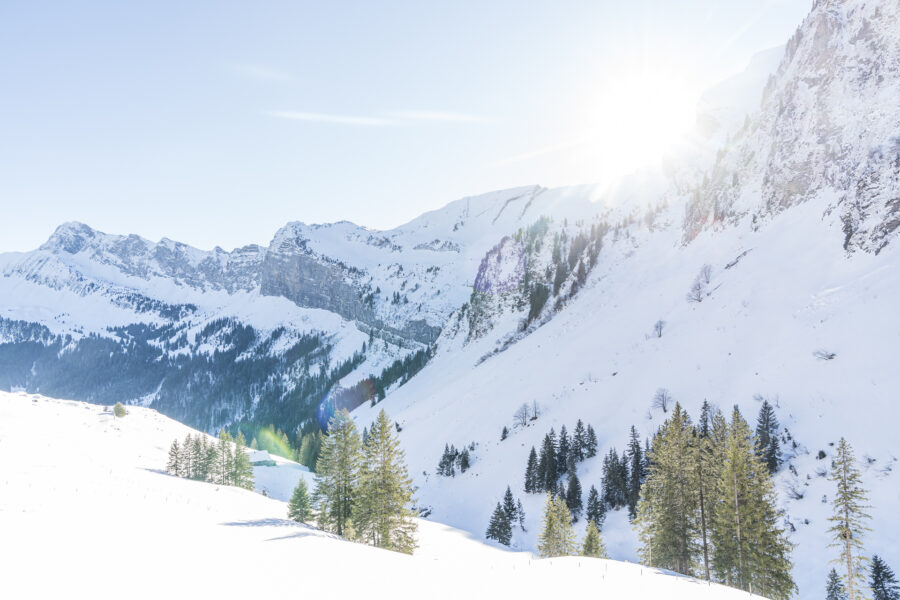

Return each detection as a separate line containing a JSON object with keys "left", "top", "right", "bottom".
{"left": 584, "top": 64, "right": 700, "bottom": 182}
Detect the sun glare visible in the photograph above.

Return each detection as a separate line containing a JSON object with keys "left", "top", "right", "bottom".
{"left": 585, "top": 65, "right": 700, "bottom": 182}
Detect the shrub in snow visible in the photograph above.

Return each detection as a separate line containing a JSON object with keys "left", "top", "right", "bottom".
{"left": 113, "top": 402, "right": 126, "bottom": 418}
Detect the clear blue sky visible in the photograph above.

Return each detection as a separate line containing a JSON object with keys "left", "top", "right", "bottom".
{"left": 0, "top": 0, "right": 811, "bottom": 252}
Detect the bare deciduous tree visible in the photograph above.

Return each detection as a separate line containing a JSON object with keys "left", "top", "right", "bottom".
{"left": 686, "top": 280, "right": 705, "bottom": 303}
{"left": 530, "top": 400, "right": 541, "bottom": 421}
{"left": 699, "top": 263, "right": 713, "bottom": 284}
{"left": 652, "top": 388, "right": 671, "bottom": 413}
{"left": 513, "top": 403, "right": 530, "bottom": 427}
{"left": 653, "top": 320, "right": 666, "bottom": 338}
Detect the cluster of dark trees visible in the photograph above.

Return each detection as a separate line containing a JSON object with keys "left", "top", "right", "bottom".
{"left": 436, "top": 443, "right": 473, "bottom": 476}
{"left": 166, "top": 430, "right": 253, "bottom": 490}
{"left": 635, "top": 401, "right": 794, "bottom": 600}
{"left": 514, "top": 218, "right": 608, "bottom": 328}
{"left": 485, "top": 486, "right": 526, "bottom": 546}
{"left": 312, "top": 409, "right": 418, "bottom": 554}
{"left": 523, "top": 419, "right": 598, "bottom": 495}
{"left": 598, "top": 426, "right": 648, "bottom": 519}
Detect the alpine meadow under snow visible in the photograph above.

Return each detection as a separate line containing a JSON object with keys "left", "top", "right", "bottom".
{"left": 2, "top": 0, "right": 900, "bottom": 598}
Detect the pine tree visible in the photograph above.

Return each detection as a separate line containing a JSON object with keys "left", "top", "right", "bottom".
{"left": 516, "top": 499, "right": 526, "bottom": 532}
{"left": 190, "top": 435, "right": 207, "bottom": 481}
{"left": 635, "top": 403, "right": 699, "bottom": 576}
{"left": 501, "top": 426, "right": 509, "bottom": 441}
{"left": 871, "top": 555, "right": 900, "bottom": 600}
{"left": 573, "top": 419, "right": 587, "bottom": 462}
{"left": 827, "top": 568, "right": 849, "bottom": 600}
{"left": 694, "top": 406, "right": 723, "bottom": 583}
{"left": 710, "top": 406, "right": 794, "bottom": 599}
{"left": 437, "top": 443, "right": 455, "bottom": 477}
{"left": 828, "top": 437, "right": 871, "bottom": 600}
{"left": 181, "top": 434, "right": 194, "bottom": 479}
{"left": 581, "top": 519, "right": 608, "bottom": 558}
{"left": 205, "top": 437, "right": 218, "bottom": 482}
{"left": 585, "top": 425, "right": 598, "bottom": 458}
{"left": 486, "top": 502, "right": 512, "bottom": 546}
{"left": 585, "top": 485, "right": 606, "bottom": 528}
{"left": 601, "top": 448, "right": 627, "bottom": 508}
{"left": 232, "top": 431, "right": 254, "bottom": 490}
{"left": 314, "top": 410, "right": 362, "bottom": 538}
{"left": 565, "top": 472, "right": 583, "bottom": 522}
{"left": 287, "top": 479, "right": 311, "bottom": 523}
{"left": 626, "top": 425, "right": 644, "bottom": 520}
{"left": 217, "top": 429, "right": 233, "bottom": 485}
{"left": 538, "top": 432, "right": 558, "bottom": 493}
{"left": 355, "top": 409, "right": 417, "bottom": 553}
{"left": 458, "top": 448, "right": 471, "bottom": 473}
{"left": 755, "top": 400, "right": 781, "bottom": 474}
{"left": 167, "top": 439, "right": 181, "bottom": 476}
{"left": 524, "top": 446, "right": 539, "bottom": 493}
{"left": 502, "top": 486, "right": 517, "bottom": 525}
{"left": 557, "top": 425, "right": 570, "bottom": 477}
{"left": 537, "top": 493, "right": 576, "bottom": 557}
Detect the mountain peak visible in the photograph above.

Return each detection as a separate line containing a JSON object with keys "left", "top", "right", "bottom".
{"left": 40, "top": 221, "right": 98, "bottom": 254}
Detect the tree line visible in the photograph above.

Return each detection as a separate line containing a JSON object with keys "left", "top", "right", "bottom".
{"left": 166, "top": 429, "right": 254, "bottom": 490}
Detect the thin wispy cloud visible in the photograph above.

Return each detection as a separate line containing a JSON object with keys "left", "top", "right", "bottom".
{"left": 265, "top": 109, "right": 495, "bottom": 127}
{"left": 232, "top": 63, "right": 296, "bottom": 83}
{"left": 265, "top": 111, "right": 394, "bottom": 126}
{"left": 389, "top": 110, "right": 496, "bottom": 123}
{"left": 490, "top": 138, "right": 587, "bottom": 167}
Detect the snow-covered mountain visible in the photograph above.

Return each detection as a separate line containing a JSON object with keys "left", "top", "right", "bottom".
{"left": 2, "top": 0, "right": 899, "bottom": 597}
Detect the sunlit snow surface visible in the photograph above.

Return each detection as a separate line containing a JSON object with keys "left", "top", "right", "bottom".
{"left": 0, "top": 392, "right": 753, "bottom": 599}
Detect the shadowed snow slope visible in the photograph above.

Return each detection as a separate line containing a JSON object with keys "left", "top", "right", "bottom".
{"left": 0, "top": 391, "right": 753, "bottom": 600}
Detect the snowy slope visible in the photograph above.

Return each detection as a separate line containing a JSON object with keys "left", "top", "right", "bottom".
{"left": 353, "top": 195, "right": 900, "bottom": 599}
{"left": 0, "top": 391, "right": 755, "bottom": 600}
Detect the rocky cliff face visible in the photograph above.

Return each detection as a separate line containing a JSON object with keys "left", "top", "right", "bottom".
{"left": 685, "top": 0, "right": 900, "bottom": 253}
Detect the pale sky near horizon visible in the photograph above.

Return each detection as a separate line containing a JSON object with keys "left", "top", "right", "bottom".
{"left": 0, "top": 0, "right": 812, "bottom": 253}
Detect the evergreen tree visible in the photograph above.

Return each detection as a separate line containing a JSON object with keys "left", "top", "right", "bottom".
{"left": 167, "top": 439, "right": 181, "bottom": 476}
{"left": 581, "top": 519, "right": 608, "bottom": 558}
{"left": 287, "top": 479, "right": 311, "bottom": 523}
{"left": 557, "top": 425, "right": 570, "bottom": 477}
{"left": 536, "top": 493, "right": 576, "bottom": 558}
{"left": 181, "top": 434, "right": 194, "bottom": 479}
{"left": 486, "top": 502, "right": 512, "bottom": 546}
{"left": 828, "top": 437, "right": 872, "bottom": 600}
{"left": 250, "top": 437, "right": 259, "bottom": 450}
{"left": 232, "top": 431, "right": 254, "bottom": 490}
{"left": 457, "top": 448, "right": 471, "bottom": 473}
{"left": 314, "top": 410, "right": 362, "bottom": 538}
{"left": 635, "top": 403, "right": 699, "bottom": 576}
{"left": 502, "top": 486, "right": 518, "bottom": 525}
{"left": 516, "top": 499, "right": 526, "bottom": 532}
{"left": 573, "top": 419, "right": 587, "bottom": 462}
{"left": 524, "top": 446, "right": 539, "bottom": 493}
{"left": 601, "top": 448, "right": 627, "bottom": 508}
{"left": 827, "top": 568, "right": 849, "bottom": 600}
{"left": 585, "top": 425, "right": 598, "bottom": 458}
{"left": 694, "top": 406, "right": 724, "bottom": 583}
{"left": 190, "top": 435, "right": 207, "bottom": 481}
{"left": 217, "top": 429, "right": 233, "bottom": 485}
{"left": 711, "top": 406, "right": 794, "bottom": 600}
{"left": 755, "top": 400, "right": 781, "bottom": 474}
{"left": 626, "top": 425, "right": 644, "bottom": 520}
{"left": 437, "top": 443, "right": 456, "bottom": 477}
{"left": 204, "top": 437, "right": 218, "bottom": 483}
{"left": 871, "top": 555, "right": 900, "bottom": 600}
{"left": 585, "top": 485, "right": 606, "bottom": 528}
{"left": 565, "top": 472, "right": 583, "bottom": 522}
{"left": 299, "top": 429, "right": 324, "bottom": 471}
{"left": 538, "top": 432, "right": 558, "bottom": 493}
{"left": 355, "top": 409, "right": 417, "bottom": 553}
{"left": 501, "top": 426, "right": 509, "bottom": 441}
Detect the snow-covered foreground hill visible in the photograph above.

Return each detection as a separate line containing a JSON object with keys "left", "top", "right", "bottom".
{"left": 0, "top": 391, "right": 753, "bottom": 600}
